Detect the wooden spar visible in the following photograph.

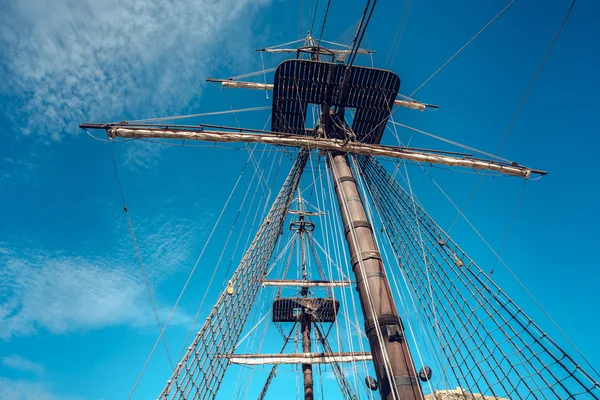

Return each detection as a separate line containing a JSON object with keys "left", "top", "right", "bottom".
{"left": 105, "top": 127, "right": 546, "bottom": 178}
{"left": 225, "top": 352, "right": 372, "bottom": 365}
{"left": 256, "top": 48, "right": 374, "bottom": 55}
{"left": 221, "top": 81, "right": 273, "bottom": 90}
{"left": 215, "top": 80, "right": 427, "bottom": 111}
{"left": 209, "top": 78, "right": 422, "bottom": 109}
{"left": 262, "top": 279, "right": 352, "bottom": 288}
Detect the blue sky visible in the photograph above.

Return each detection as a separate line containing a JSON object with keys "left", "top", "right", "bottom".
{"left": 1, "top": 0, "right": 599, "bottom": 398}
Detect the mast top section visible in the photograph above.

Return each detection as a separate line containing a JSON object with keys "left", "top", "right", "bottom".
{"left": 271, "top": 59, "right": 400, "bottom": 144}
{"left": 256, "top": 31, "right": 375, "bottom": 63}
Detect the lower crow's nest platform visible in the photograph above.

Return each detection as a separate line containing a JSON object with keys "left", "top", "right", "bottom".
{"left": 272, "top": 298, "right": 340, "bottom": 323}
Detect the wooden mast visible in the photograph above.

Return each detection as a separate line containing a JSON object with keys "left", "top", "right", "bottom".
{"left": 328, "top": 150, "right": 424, "bottom": 400}
{"left": 79, "top": 34, "right": 548, "bottom": 400}
{"left": 95, "top": 126, "right": 545, "bottom": 178}
{"left": 299, "top": 210, "right": 314, "bottom": 400}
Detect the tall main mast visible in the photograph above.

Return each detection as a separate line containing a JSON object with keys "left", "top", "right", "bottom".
{"left": 329, "top": 152, "right": 422, "bottom": 399}
{"left": 79, "top": 31, "right": 600, "bottom": 400}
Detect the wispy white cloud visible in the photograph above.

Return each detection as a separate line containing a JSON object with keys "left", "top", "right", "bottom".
{"left": 0, "top": 0, "right": 269, "bottom": 140}
{"left": 1, "top": 254, "right": 148, "bottom": 339}
{"left": 0, "top": 251, "right": 191, "bottom": 341}
{"left": 122, "top": 140, "right": 164, "bottom": 171}
{"left": 0, "top": 177, "right": 209, "bottom": 340}
{"left": 1, "top": 355, "right": 45, "bottom": 375}
{"left": 0, "top": 377, "right": 76, "bottom": 400}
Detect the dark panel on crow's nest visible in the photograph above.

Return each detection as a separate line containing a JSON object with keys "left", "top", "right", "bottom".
{"left": 271, "top": 59, "right": 400, "bottom": 144}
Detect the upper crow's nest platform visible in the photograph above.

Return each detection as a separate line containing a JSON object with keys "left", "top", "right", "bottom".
{"left": 271, "top": 60, "right": 400, "bottom": 145}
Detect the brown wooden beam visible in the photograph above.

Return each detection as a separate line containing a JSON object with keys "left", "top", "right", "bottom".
{"left": 226, "top": 352, "right": 372, "bottom": 365}
{"left": 329, "top": 153, "right": 424, "bottom": 400}
{"left": 103, "top": 127, "right": 545, "bottom": 178}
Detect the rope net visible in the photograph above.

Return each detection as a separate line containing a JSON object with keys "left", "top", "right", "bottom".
{"left": 159, "top": 149, "right": 308, "bottom": 399}
{"left": 356, "top": 154, "right": 600, "bottom": 399}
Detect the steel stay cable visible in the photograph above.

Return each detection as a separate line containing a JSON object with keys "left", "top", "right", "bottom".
{"left": 164, "top": 151, "right": 308, "bottom": 398}
{"left": 225, "top": 91, "right": 272, "bottom": 197}
{"left": 175, "top": 143, "right": 272, "bottom": 372}
{"left": 320, "top": 156, "right": 370, "bottom": 393}
{"left": 310, "top": 0, "right": 320, "bottom": 33}
{"left": 449, "top": 0, "right": 577, "bottom": 234}
{"left": 115, "top": 106, "right": 271, "bottom": 125}
{"left": 398, "top": 154, "right": 440, "bottom": 349}
{"left": 314, "top": 155, "right": 357, "bottom": 391}
{"left": 317, "top": 0, "right": 331, "bottom": 46}
{"left": 223, "top": 145, "right": 282, "bottom": 281}
{"left": 409, "top": 0, "right": 516, "bottom": 97}
{"left": 213, "top": 143, "right": 270, "bottom": 289}
{"left": 346, "top": 0, "right": 375, "bottom": 67}
{"left": 361, "top": 159, "right": 522, "bottom": 396}
{"left": 390, "top": 121, "right": 512, "bottom": 163}
{"left": 384, "top": 0, "right": 413, "bottom": 69}
{"left": 494, "top": 0, "right": 578, "bottom": 159}
{"left": 362, "top": 158, "right": 600, "bottom": 395}
{"left": 349, "top": 154, "right": 435, "bottom": 396}
{"left": 373, "top": 185, "right": 455, "bottom": 393}
{"left": 490, "top": 179, "right": 527, "bottom": 275}
{"left": 128, "top": 145, "right": 262, "bottom": 399}
{"left": 312, "top": 152, "right": 364, "bottom": 395}
{"left": 228, "top": 67, "right": 277, "bottom": 81}
{"left": 326, "top": 152, "right": 399, "bottom": 400}
{"left": 385, "top": 119, "right": 444, "bottom": 368}
{"left": 108, "top": 142, "right": 175, "bottom": 372}
{"left": 306, "top": 212, "right": 362, "bottom": 398}
{"left": 234, "top": 310, "right": 273, "bottom": 350}
{"left": 353, "top": 155, "right": 449, "bottom": 391}
{"left": 256, "top": 322, "right": 299, "bottom": 400}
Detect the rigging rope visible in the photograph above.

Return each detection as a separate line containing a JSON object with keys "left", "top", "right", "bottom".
{"left": 489, "top": 179, "right": 527, "bottom": 275}
{"left": 319, "top": 155, "right": 370, "bottom": 394}
{"left": 175, "top": 143, "right": 271, "bottom": 365}
{"left": 310, "top": 0, "right": 320, "bottom": 34}
{"left": 390, "top": 121, "right": 512, "bottom": 163}
{"left": 159, "top": 150, "right": 308, "bottom": 399}
{"left": 117, "top": 106, "right": 271, "bottom": 125}
{"left": 127, "top": 144, "right": 265, "bottom": 399}
{"left": 346, "top": 0, "right": 377, "bottom": 67}
{"left": 410, "top": 0, "right": 516, "bottom": 97}
{"left": 108, "top": 143, "right": 175, "bottom": 372}
{"left": 358, "top": 155, "right": 600, "bottom": 398}
{"left": 350, "top": 154, "right": 436, "bottom": 395}
{"left": 448, "top": 0, "right": 577, "bottom": 235}
{"left": 384, "top": 0, "right": 413, "bottom": 69}
{"left": 317, "top": 0, "right": 331, "bottom": 46}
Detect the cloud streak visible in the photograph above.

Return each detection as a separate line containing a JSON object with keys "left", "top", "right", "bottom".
{"left": 0, "top": 206, "right": 210, "bottom": 341}
{"left": 0, "top": 254, "right": 152, "bottom": 340}
{"left": 1, "top": 355, "right": 45, "bottom": 375}
{"left": 0, "top": 246, "right": 194, "bottom": 341}
{"left": 0, "top": 0, "right": 268, "bottom": 140}
{"left": 0, "top": 377, "right": 76, "bottom": 400}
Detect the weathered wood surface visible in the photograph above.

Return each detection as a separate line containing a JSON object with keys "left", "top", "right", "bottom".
{"left": 108, "top": 127, "right": 542, "bottom": 178}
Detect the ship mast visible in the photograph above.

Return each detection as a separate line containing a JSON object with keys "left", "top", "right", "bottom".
{"left": 298, "top": 196, "right": 314, "bottom": 399}
{"left": 329, "top": 151, "right": 422, "bottom": 399}
{"left": 79, "top": 26, "right": 600, "bottom": 400}
{"left": 80, "top": 37, "right": 546, "bottom": 399}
